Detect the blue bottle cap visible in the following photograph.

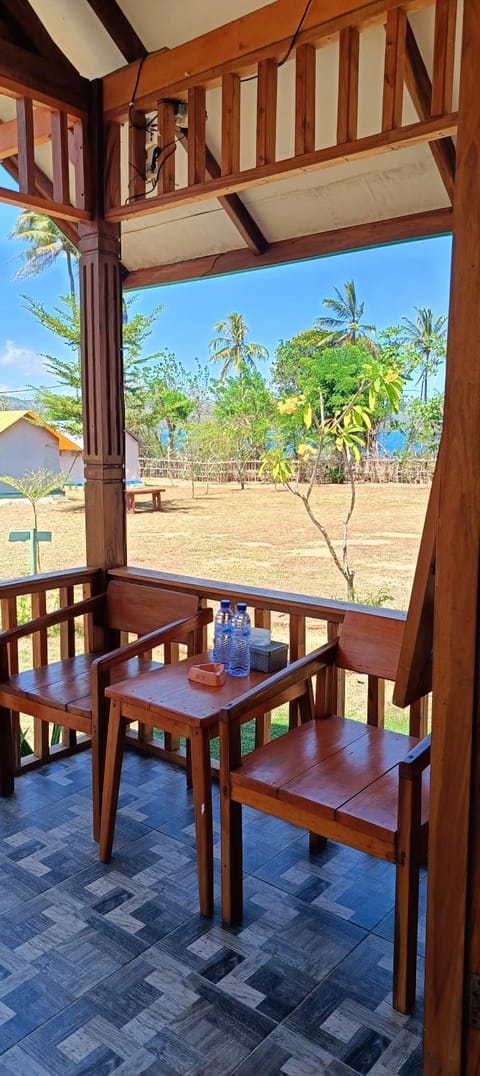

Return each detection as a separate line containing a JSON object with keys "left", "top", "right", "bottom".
{"left": 237, "top": 602, "right": 247, "bottom": 611}
{"left": 220, "top": 599, "right": 231, "bottom": 608}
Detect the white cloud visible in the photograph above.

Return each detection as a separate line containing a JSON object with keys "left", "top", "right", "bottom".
{"left": 0, "top": 340, "right": 43, "bottom": 375}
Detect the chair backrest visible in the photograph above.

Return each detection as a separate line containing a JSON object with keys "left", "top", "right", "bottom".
{"left": 335, "top": 611, "right": 404, "bottom": 682}
{"left": 105, "top": 580, "right": 199, "bottom": 636}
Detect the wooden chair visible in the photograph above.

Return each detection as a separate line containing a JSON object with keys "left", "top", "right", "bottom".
{"left": 0, "top": 579, "right": 212, "bottom": 838}
{"left": 219, "top": 610, "right": 430, "bottom": 1014}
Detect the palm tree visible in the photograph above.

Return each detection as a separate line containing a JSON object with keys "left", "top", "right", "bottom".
{"left": 9, "top": 211, "right": 78, "bottom": 298}
{"left": 209, "top": 312, "right": 268, "bottom": 381}
{"left": 316, "top": 280, "right": 376, "bottom": 346}
{"left": 402, "top": 307, "right": 447, "bottom": 402}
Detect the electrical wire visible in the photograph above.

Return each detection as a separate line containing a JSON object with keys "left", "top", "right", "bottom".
{"left": 241, "top": 0, "right": 314, "bottom": 84}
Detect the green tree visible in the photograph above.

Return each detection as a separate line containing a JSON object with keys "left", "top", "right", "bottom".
{"left": 25, "top": 294, "right": 162, "bottom": 437}
{"left": 315, "top": 280, "right": 376, "bottom": 347}
{"left": 209, "top": 312, "right": 268, "bottom": 381}
{"left": 261, "top": 360, "right": 403, "bottom": 599}
{"left": 10, "top": 211, "right": 78, "bottom": 298}
{"left": 213, "top": 369, "right": 275, "bottom": 489}
{"left": 401, "top": 307, "right": 447, "bottom": 402}
{"left": 0, "top": 468, "right": 64, "bottom": 571}
{"left": 394, "top": 393, "right": 444, "bottom": 457}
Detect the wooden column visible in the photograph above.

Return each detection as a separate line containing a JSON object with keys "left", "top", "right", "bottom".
{"left": 424, "top": 1, "right": 480, "bottom": 1071}
{"left": 79, "top": 220, "right": 126, "bottom": 570}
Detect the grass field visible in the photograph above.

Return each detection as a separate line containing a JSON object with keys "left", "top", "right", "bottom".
{"left": 0, "top": 479, "right": 429, "bottom": 610}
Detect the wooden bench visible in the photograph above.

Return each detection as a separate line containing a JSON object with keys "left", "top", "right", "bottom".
{"left": 125, "top": 487, "right": 166, "bottom": 513}
{"left": 0, "top": 578, "right": 211, "bottom": 838}
{"left": 219, "top": 610, "right": 430, "bottom": 1014}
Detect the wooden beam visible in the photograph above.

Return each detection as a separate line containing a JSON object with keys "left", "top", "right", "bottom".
{"left": 106, "top": 112, "right": 458, "bottom": 223}
{"left": 178, "top": 131, "right": 268, "bottom": 255}
{"left": 423, "top": 0, "right": 480, "bottom": 1069}
{"left": 0, "top": 0, "right": 81, "bottom": 77}
{"left": 84, "top": 0, "right": 147, "bottom": 63}
{"left": 382, "top": 6, "right": 407, "bottom": 131}
{"left": 16, "top": 96, "right": 35, "bottom": 194}
{"left": 187, "top": 86, "right": 206, "bottom": 186}
{"left": 103, "top": 0, "right": 434, "bottom": 119}
{"left": 404, "top": 19, "right": 456, "bottom": 202}
{"left": 0, "top": 184, "right": 90, "bottom": 222}
{"left": 0, "top": 109, "right": 53, "bottom": 160}
{"left": 432, "top": 0, "right": 457, "bottom": 116}
{"left": 256, "top": 58, "right": 277, "bottom": 166}
{"left": 295, "top": 44, "right": 316, "bottom": 155}
{"left": 123, "top": 207, "right": 452, "bottom": 289}
{"left": 51, "top": 111, "right": 70, "bottom": 206}
{"left": 128, "top": 110, "right": 146, "bottom": 202}
{"left": 0, "top": 154, "right": 80, "bottom": 248}
{"left": 337, "top": 28, "right": 359, "bottom": 144}
{"left": 157, "top": 100, "right": 176, "bottom": 194}
{"left": 0, "top": 38, "right": 89, "bottom": 115}
{"left": 221, "top": 72, "right": 241, "bottom": 175}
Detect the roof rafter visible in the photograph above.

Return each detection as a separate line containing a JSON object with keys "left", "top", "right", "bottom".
{"left": 0, "top": 155, "right": 80, "bottom": 247}
{"left": 0, "top": 0, "right": 80, "bottom": 77}
{"left": 84, "top": 0, "right": 147, "bottom": 64}
{"left": 123, "top": 207, "right": 452, "bottom": 289}
{"left": 404, "top": 18, "right": 455, "bottom": 202}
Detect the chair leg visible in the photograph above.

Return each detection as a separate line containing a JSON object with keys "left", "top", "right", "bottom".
{"left": 99, "top": 701, "right": 128, "bottom": 863}
{"left": 0, "top": 707, "right": 14, "bottom": 796}
{"left": 393, "top": 853, "right": 420, "bottom": 1013}
{"left": 185, "top": 739, "right": 193, "bottom": 789}
{"left": 309, "top": 832, "right": 326, "bottom": 854}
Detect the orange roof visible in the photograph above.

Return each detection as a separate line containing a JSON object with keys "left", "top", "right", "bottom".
{"left": 0, "top": 411, "right": 80, "bottom": 453}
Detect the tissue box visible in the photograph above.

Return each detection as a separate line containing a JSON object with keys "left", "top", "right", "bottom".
{"left": 250, "top": 640, "right": 288, "bottom": 673}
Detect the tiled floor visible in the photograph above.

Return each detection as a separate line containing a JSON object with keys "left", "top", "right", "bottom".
{"left": 0, "top": 749, "right": 425, "bottom": 1075}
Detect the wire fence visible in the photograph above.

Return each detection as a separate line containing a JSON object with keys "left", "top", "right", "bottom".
{"left": 139, "top": 456, "right": 436, "bottom": 485}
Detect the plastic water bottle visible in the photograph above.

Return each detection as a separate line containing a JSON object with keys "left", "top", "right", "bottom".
{"left": 213, "top": 599, "right": 233, "bottom": 666}
{"left": 229, "top": 602, "right": 251, "bottom": 677}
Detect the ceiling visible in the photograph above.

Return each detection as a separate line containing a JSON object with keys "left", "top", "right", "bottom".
{"left": 0, "top": 0, "right": 459, "bottom": 282}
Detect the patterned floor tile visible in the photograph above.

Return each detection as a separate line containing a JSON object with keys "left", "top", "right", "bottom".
{"left": 0, "top": 751, "right": 425, "bottom": 1075}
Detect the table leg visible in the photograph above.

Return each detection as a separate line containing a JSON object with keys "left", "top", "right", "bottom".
{"left": 126, "top": 493, "right": 135, "bottom": 514}
{"left": 99, "top": 700, "right": 129, "bottom": 863}
{"left": 190, "top": 726, "right": 213, "bottom": 916}
{"left": 152, "top": 492, "right": 161, "bottom": 510}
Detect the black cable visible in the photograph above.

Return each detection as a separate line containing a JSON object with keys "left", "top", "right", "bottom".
{"left": 241, "top": 0, "right": 314, "bottom": 85}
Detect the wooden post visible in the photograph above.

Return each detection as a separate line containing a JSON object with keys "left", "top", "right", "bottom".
{"left": 79, "top": 80, "right": 126, "bottom": 572}
{"left": 424, "top": 2, "right": 480, "bottom": 1071}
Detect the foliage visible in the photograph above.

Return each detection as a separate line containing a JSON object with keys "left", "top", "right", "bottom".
{"left": 10, "top": 211, "right": 78, "bottom": 298}
{"left": 213, "top": 369, "right": 276, "bottom": 489}
{"left": 315, "top": 279, "right": 376, "bottom": 347}
{"left": 209, "top": 312, "right": 268, "bottom": 381}
{"left": 0, "top": 468, "right": 64, "bottom": 571}
{"left": 25, "top": 294, "right": 163, "bottom": 437}
{"left": 393, "top": 393, "right": 444, "bottom": 458}
{"left": 261, "top": 360, "right": 403, "bottom": 599}
{"left": 401, "top": 307, "right": 447, "bottom": 403}
{"left": 129, "top": 353, "right": 196, "bottom": 456}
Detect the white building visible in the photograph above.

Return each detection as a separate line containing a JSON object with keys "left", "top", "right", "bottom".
{"left": 0, "top": 411, "right": 79, "bottom": 496}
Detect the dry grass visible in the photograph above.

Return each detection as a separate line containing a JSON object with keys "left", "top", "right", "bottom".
{"left": 0, "top": 479, "right": 429, "bottom": 610}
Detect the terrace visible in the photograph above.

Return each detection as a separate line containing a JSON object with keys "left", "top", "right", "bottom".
{"left": 0, "top": 0, "right": 476, "bottom": 1071}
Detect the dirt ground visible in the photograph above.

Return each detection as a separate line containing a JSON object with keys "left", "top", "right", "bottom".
{"left": 0, "top": 479, "right": 429, "bottom": 611}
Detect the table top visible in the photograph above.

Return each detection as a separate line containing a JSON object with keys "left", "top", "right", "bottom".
{"left": 105, "top": 651, "right": 267, "bottom": 727}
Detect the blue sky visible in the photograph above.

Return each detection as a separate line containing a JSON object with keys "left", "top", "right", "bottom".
{"left": 0, "top": 198, "right": 452, "bottom": 399}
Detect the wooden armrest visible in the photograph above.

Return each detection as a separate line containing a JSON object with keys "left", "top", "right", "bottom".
{"left": 0, "top": 594, "right": 104, "bottom": 648}
{"left": 399, "top": 734, "right": 432, "bottom": 779}
{"left": 91, "top": 607, "right": 213, "bottom": 673}
{"left": 219, "top": 640, "right": 338, "bottom": 725}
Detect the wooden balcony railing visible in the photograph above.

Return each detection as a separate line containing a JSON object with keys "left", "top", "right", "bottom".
{"left": 0, "top": 564, "right": 429, "bottom": 778}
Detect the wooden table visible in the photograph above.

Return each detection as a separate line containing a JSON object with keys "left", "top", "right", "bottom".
{"left": 125, "top": 486, "right": 166, "bottom": 513}
{"left": 99, "top": 652, "right": 267, "bottom": 916}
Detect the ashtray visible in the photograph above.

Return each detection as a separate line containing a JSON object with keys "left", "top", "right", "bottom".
{"left": 188, "top": 663, "right": 226, "bottom": 687}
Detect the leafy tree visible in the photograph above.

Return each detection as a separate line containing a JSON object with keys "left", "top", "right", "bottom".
{"left": 260, "top": 360, "right": 403, "bottom": 599}
{"left": 10, "top": 211, "right": 78, "bottom": 298}
{"left": 25, "top": 294, "right": 162, "bottom": 437}
{"left": 213, "top": 369, "right": 275, "bottom": 489}
{"left": 315, "top": 280, "right": 376, "bottom": 347}
{"left": 401, "top": 307, "right": 447, "bottom": 402}
{"left": 183, "top": 417, "right": 231, "bottom": 496}
{"left": 394, "top": 393, "right": 444, "bottom": 457}
{"left": 0, "top": 468, "right": 64, "bottom": 570}
{"left": 209, "top": 312, "right": 268, "bottom": 381}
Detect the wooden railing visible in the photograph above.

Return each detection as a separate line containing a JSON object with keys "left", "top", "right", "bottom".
{"left": 0, "top": 564, "right": 428, "bottom": 778}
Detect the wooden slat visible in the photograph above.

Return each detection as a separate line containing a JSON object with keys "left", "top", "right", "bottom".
{"left": 124, "top": 206, "right": 453, "bottom": 289}
{"left": 187, "top": 86, "right": 206, "bottom": 186}
{"left": 404, "top": 18, "right": 455, "bottom": 202}
{"left": 106, "top": 113, "right": 458, "bottom": 222}
{"left": 367, "top": 674, "right": 385, "bottom": 727}
{"left": 0, "top": 184, "right": 91, "bottom": 222}
{"left": 71, "top": 119, "right": 87, "bottom": 211}
{"left": 254, "top": 607, "right": 272, "bottom": 746}
{"left": 431, "top": 0, "right": 457, "bottom": 116}
{"left": 295, "top": 43, "right": 316, "bottom": 155}
{"left": 16, "top": 96, "right": 35, "bottom": 194}
{"left": 60, "top": 586, "right": 76, "bottom": 660}
{"left": 383, "top": 6, "right": 407, "bottom": 132}
{"left": 31, "top": 590, "right": 49, "bottom": 760}
{"left": 128, "top": 109, "right": 146, "bottom": 201}
{"left": 327, "top": 621, "right": 345, "bottom": 715}
{"left": 408, "top": 695, "right": 428, "bottom": 738}
{"left": 289, "top": 614, "right": 306, "bottom": 729}
{"left": 337, "top": 27, "right": 359, "bottom": 143}
{"left": 103, "top": 0, "right": 434, "bottom": 119}
{"left": 104, "top": 120, "right": 121, "bottom": 211}
{"left": 1, "top": 596, "right": 19, "bottom": 766}
{"left": 337, "top": 611, "right": 404, "bottom": 682}
{"left": 337, "top": 763, "right": 429, "bottom": 841}
{"left": 256, "top": 58, "right": 277, "bottom": 167}
{"left": 222, "top": 72, "right": 240, "bottom": 175}
{"left": 157, "top": 99, "right": 176, "bottom": 194}
{"left": 51, "top": 110, "right": 70, "bottom": 206}
{"left": 0, "top": 108, "right": 52, "bottom": 160}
